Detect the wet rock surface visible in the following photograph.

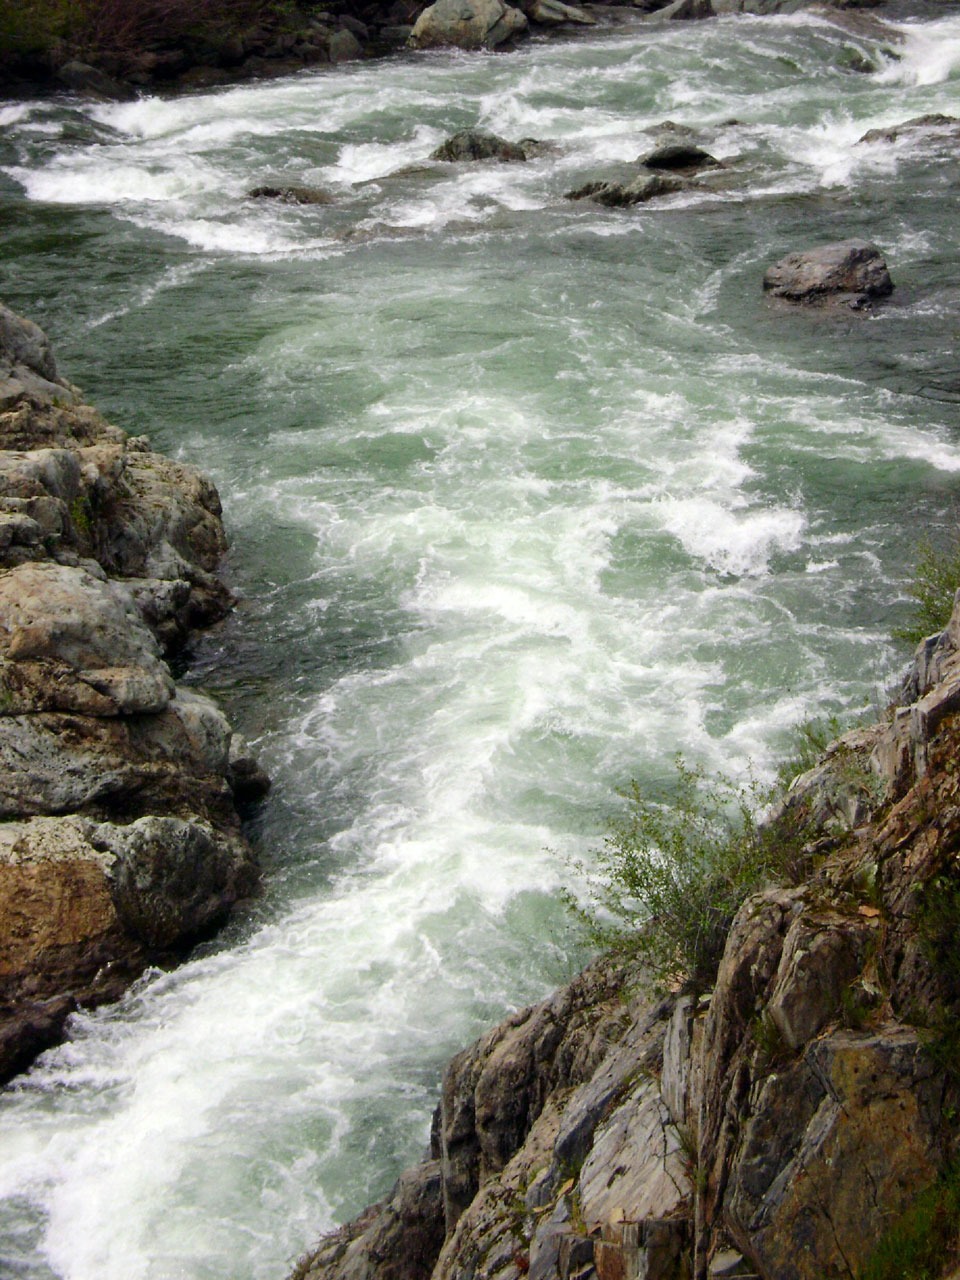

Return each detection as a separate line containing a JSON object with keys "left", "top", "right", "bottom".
{"left": 762, "top": 238, "right": 894, "bottom": 308}
{"left": 0, "top": 303, "right": 266, "bottom": 1084}
{"left": 430, "top": 129, "right": 530, "bottom": 163}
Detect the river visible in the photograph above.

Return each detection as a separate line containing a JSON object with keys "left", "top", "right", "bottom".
{"left": 0, "top": 6, "right": 959, "bottom": 1277}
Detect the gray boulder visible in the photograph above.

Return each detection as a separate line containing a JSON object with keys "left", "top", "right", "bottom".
{"left": 859, "top": 112, "right": 960, "bottom": 144}
{"left": 0, "top": 302, "right": 78, "bottom": 411}
{"left": 56, "top": 60, "right": 136, "bottom": 102}
{"left": 409, "top": 0, "right": 528, "bottom": 49}
{"left": 520, "top": 0, "right": 596, "bottom": 24}
{"left": 639, "top": 142, "right": 721, "bottom": 173}
{"left": 248, "top": 185, "right": 335, "bottom": 205}
{"left": 328, "top": 28, "right": 364, "bottom": 61}
{"left": 98, "top": 816, "right": 258, "bottom": 948}
{"left": 763, "top": 239, "right": 893, "bottom": 307}
{"left": 430, "top": 129, "right": 528, "bottom": 163}
{"left": 565, "top": 171, "right": 683, "bottom": 207}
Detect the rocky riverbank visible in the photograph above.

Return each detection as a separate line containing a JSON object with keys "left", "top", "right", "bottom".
{"left": 291, "top": 592, "right": 960, "bottom": 1277}
{"left": 0, "top": 304, "right": 267, "bottom": 1084}
{"left": 0, "top": 0, "right": 896, "bottom": 100}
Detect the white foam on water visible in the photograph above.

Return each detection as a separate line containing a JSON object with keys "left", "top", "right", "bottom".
{"left": 7, "top": 155, "right": 218, "bottom": 205}
{"left": 877, "top": 15, "right": 960, "bottom": 86}
{"left": 654, "top": 497, "right": 805, "bottom": 578}
{"left": 0, "top": 104, "right": 30, "bottom": 127}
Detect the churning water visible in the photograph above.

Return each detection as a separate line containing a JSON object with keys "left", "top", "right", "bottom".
{"left": 1, "top": 7, "right": 959, "bottom": 1277}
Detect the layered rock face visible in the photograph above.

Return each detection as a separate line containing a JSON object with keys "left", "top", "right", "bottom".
{"left": 293, "top": 597, "right": 960, "bottom": 1280}
{"left": 0, "top": 304, "right": 264, "bottom": 1083}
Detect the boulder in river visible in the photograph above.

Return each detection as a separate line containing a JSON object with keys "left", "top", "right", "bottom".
{"left": 409, "top": 0, "right": 528, "bottom": 50}
{"left": 565, "top": 171, "right": 684, "bottom": 207}
{"left": 638, "top": 142, "right": 722, "bottom": 173}
{"left": 430, "top": 129, "right": 528, "bottom": 163}
{"left": 762, "top": 239, "right": 893, "bottom": 308}
{"left": 858, "top": 112, "right": 960, "bottom": 144}
{"left": 248, "top": 184, "right": 335, "bottom": 206}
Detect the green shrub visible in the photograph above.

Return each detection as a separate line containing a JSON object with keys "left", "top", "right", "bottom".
{"left": 565, "top": 759, "right": 806, "bottom": 995}
{"left": 859, "top": 1164, "right": 960, "bottom": 1280}
{"left": 0, "top": 0, "right": 307, "bottom": 63}
{"left": 895, "top": 535, "right": 960, "bottom": 647}
{"left": 774, "top": 713, "right": 849, "bottom": 791}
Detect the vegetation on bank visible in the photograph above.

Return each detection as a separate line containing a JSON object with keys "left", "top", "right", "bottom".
{"left": 895, "top": 534, "right": 960, "bottom": 646}
{"left": 861, "top": 1163, "right": 960, "bottom": 1280}
{"left": 0, "top": 0, "right": 332, "bottom": 71}
{"left": 565, "top": 759, "right": 814, "bottom": 994}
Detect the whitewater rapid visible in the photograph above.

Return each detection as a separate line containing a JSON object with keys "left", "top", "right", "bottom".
{"left": 1, "top": 8, "right": 959, "bottom": 1279}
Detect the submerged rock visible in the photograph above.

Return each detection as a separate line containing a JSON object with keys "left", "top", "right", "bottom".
{"left": 763, "top": 238, "right": 893, "bottom": 308}
{"left": 409, "top": 0, "right": 528, "bottom": 49}
{"left": 858, "top": 112, "right": 960, "bottom": 144}
{"left": 565, "top": 171, "right": 684, "bottom": 206}
{"left": 248, "top": 184, "right": 335, "bottom": 205}
{"left": 430, "top": 129, "right": 528, "bottom": 163}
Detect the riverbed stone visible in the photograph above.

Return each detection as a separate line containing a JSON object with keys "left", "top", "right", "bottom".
{"left": 566, "top": 171, "right": 683, "bottom": 206}
{"left": 430, "top": 129, "right": 528, "bottom": 162}
{"left": 762, "top": 239, "right": 893, "bottom": 307}
{"left": 248, "top": 184, "right": 335, "bottom": 205}
{"left": 639, "top": 142, "right": 721, "bottom": 172}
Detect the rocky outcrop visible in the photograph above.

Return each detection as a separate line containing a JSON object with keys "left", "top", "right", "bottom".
{"left": 0, "top": 303, "right": 264, "bottom": 1083}
{"left": 763, "top": 239, "right": 894, "bottom": 310}
{"left": 291, "top": 592, "right": 960, "bottom": 1280}
{"left": 409, "top": 0, "right": 528, "bottom": 49}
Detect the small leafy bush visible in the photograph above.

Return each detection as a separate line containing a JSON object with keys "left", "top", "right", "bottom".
{"left": 895, "top": 535, "right": 960, "bottom": 647}
{"left": 565, "top": 759, "right": 806, "bottom": 995}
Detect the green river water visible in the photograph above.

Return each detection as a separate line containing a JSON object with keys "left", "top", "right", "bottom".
{"left": 0, "top": 7, "right": 959, "bottom": 1277}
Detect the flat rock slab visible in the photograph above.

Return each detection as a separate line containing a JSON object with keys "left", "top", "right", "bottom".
{"left": 763, "top": 238, "right": 893, "bottom": 308}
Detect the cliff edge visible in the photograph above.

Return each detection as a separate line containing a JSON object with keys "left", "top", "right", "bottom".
{"left": 0, "top": 304, "right": 267, "bottom": 1084}
{"left": 292, "top": 597, "right": 960, "bottom": 1279}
